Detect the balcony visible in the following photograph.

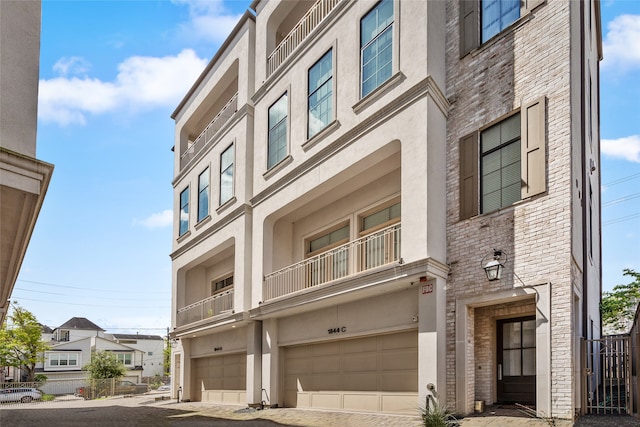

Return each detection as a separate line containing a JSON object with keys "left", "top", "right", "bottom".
{"left": 264, "top": 224, "right": 401, "bottom": 301}
{"left": 176, "top": 289, "right": 233, "bottom": 327}
{"left": 267, "top": 0, "right": 343, "bottom": 77}
{"left": 180, "top": 93, "right": 238, "bottom": 170}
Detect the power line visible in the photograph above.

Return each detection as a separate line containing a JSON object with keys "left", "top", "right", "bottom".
{"left": 603, "top": 212, "right": 640, "bottom": 226}
{"left": 12, "top": 296, "right": 170, "bottom": 310}
{"left": 17, "top": 279, "right": 168, "bottom": 295}
{"left": 602, "top": 192, "right": 640, "bottom": 207}
{"left": 603, "top": 172, "right": 640, "bottom": 187}
{"left": 13, "top": 287, "right": 168, "bottom": 302}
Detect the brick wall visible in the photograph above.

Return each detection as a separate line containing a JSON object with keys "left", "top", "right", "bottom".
{"left": 445, "top": 0, "right": 576, "bottom": 417}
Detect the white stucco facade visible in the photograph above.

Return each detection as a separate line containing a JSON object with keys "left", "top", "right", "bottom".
{"left": 170, "top": 0, "right": 602, "bottom": 420}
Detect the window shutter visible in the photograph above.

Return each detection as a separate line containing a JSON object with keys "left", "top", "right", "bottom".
{"left": 521, "top": 97, "right": 546, "bottom": 199}
{"left": 459, "top": 131, "right": 479, "bottom": 220}
{"left": 459, "top": 0, "right": 479, "bottom": 58}
{"left": 523, "top": 0, "right": 545, "bottom": 13}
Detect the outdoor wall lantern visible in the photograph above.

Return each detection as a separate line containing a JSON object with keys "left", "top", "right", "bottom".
{"left": 482, "top": 249, "right": 506, "bottom": 281}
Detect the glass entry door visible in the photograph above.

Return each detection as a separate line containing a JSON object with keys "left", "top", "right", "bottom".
{"left": 497, "top": 317, "right": 536, "bottom": 404}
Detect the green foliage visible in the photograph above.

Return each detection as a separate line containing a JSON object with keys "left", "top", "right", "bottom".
{"left": 41, "top": 394, "right": 55, "bottom": 401}
{"left": 421, "top": 395, "right": 459, "bottom": 427}
{"left": 83, "top": 351, "right": 126, "bottom": 379}
{"left": 34, "top": 374, "right": 48, "bottom": 384}
{"left": 601, "top": 269, "right": 640, "bottom": 334}
{"left": 163, "top": 339, "right": 171, "bottom": 376}
{"left": 0, "top": 304, "right": 50, "bottom": 381}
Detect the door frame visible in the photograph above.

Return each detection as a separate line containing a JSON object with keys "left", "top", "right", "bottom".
{"left": 496, "top": 316, "right": 537, "bottom": 404}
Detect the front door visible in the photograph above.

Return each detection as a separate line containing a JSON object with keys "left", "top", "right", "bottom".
{"left": 497, "top": 317, "right": 536, "bottom": 404}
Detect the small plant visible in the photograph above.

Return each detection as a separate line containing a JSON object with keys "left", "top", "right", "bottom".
{"left": 421, "top": 394, "right": 459, "bottom": 427}
{"left": 41, "top": 394, "right": 55, "bottom": 401}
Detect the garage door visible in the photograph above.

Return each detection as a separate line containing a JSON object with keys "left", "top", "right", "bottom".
{"left": 192, "top": 353, "right": 246, "bottom": 404}
{"left": 283, "top": 330, "right": 418, "bottom": 414}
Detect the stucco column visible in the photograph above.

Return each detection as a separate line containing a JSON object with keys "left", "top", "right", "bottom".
{"left": 180, "top": 338, "right": 192, "bottom": 401}
{"left": 261, "top": 317, "right": 279, "bottom": 407}
{"left": 418, "top": 275, "right": 447, "bottom": 410}
{"left": 246, "top": 320, "right": 262, "bottom": 405}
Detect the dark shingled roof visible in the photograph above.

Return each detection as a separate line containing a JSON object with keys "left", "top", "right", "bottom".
{"left": 112, "top": 334, "right": 163, "bottom": 341}
{"left": 40, "top": 324, "right": 53, "bottom": 334}
{"left": 57, "top": 317, "right": 104, "bottom": 331}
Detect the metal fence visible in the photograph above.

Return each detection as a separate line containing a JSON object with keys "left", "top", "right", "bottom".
{"left": 583, "top": 335, "right": 632, "bottom": 415}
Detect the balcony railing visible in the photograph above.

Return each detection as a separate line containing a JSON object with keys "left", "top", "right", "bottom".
{"left": 180, "top": 93, "right": 238, "bottom": 169}
{"left": 264, "top": 224, "right": 401, "bottom": 301}
{"left": 176, "top": 289, "right": 233, "bottom": 327}
{"left": 267, "top": 0, "right": 343, "bottom": 77}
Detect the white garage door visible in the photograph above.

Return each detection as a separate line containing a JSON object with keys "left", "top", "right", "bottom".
{"left": 193, "top": 353, "right": 246, "bottom": 404}
{"left": 283, "top": 330, "right": 418, "bottom": 414}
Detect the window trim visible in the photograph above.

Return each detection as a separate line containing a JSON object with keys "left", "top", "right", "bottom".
{"left": 307, "top": 48, "right": 335, "bottom": 140}
{"left": 219, "top": 143, "right": 235, "bottom": 206}
{"left": 179, "top": 186, "right": 190, "bottom": 236}
{"left": 479, "top": 111, "right": 522, "bottom": 214}
{"left": 458, "top": 97, "right": 546, "bottom": 221}
{"left": 211, "top": 274, "right": 234, "bottom": 296}
{"left": 305, "top": 221, "right": 351, "bottom": 259}
{"left": 197, "top": 167, "right": 210, "bottom": 223}
{"left": 360, "top": 0, "right": 396, "bottom": 99}
{"left": 47, "top": 352, "right": 80, "bottom": 369}
{"left": 267, "top": 91, "right": 290, "bottom": 171}
{"left": 115, "top": 352, "right": 133, "bottom": 366}
{"left": 359, "top": 199, "right": 401, "bottom": 237}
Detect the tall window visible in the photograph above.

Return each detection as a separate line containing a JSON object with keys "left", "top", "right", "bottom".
{"left": 220, "top": 144, "right": 234, "bottom": 205}
{"left": 481, "top": 0, "right": 520, "bottom": 42}
{"left": 361, "top": 0, "right": 393, "bottom": 98}
{"left": 268, "top": 93, "right": 288, "bottom": 169}
{"left": 459, "top": 98, "right": 546, "bottom": 220}
{"left": 307, "top": 224, "right": 350, "bottom": 286}
{"left": 198, "top": 168, "right": 209, "bottom": 222}
{"left": 360, "top": 202, "right": 401, "bottom": 269}
{"left": 179, "top": 187, "right": 189, "bottom": 236}
{"left": 308, "top": 49, "right": 333, "bottom": 138}
{"left": 481, "top": 113, "right": 521, "bottom": 213}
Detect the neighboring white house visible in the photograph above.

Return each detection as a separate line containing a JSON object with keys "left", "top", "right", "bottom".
{"left": 30, "top": 317, "right": 165, "bottom": 394}
{"left": 110, "top": 334, "right": 165, "bottom": 378}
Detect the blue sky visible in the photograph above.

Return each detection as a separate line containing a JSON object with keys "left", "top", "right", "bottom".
{"left": 12, "top": 0, "right": 640, "bottom": 335}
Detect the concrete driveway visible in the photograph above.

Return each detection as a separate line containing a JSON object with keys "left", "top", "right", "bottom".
{"left": 0, "top": 393, "right": 637, "bottom": 427}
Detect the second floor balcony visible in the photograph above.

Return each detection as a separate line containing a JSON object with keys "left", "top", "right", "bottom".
{"left": 267, "top": 0, "right": 343, "bottom": 77}
{"left": 176, "top": 289, "right": 234, "bottom": 328}
{"left": 180, "top": 92, "right": 238, "bottom": 170}
{"left": 264, "top": 223, "right": 401, "bottom": 301}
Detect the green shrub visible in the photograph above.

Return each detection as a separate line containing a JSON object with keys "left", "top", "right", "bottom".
{"left": 421, "top": 395, "right": 459, "bottom": 427}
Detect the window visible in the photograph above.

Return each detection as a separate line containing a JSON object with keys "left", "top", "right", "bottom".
{"left": 48, "top": 352, "right": 79, "bottom": 368}
{"left": 198, "top": 168, "right": 209, "bottom": 222}
{"left": 481, "top": 0, "right": 520, "bottom": 42}
{"left": 459, "top": 97, "right": 546, "bottom": 220}
{"left": 308, "top": 49, "right": 333, "bottom": 138}
{"left": 220, "top": 144, "right": 234, "bottom": 205}
{"left": 179, "top": 187, "right": 189, "bottom": 236}
{"left": 268, "top": 93, "right": 288, "bottom": 169}
{"left": 360, "top": 0, "right": 393, "bottom": 98}
{"left": 360, "top": 202, "right": 401, "bottom": 270}
{"left": 211, "top": 275, "right": 233, "bottom": 295}
{"left": 481, "top": 113, "right": 521, "bottom": 213}
{"left": 306, "top": 224, "right": 350, "bottom": 286}
{"left": 459, "top": 0, "right": 545, "bottom": 57}
{"left": 116, "top": 353, "right": 133, "bottom": 366}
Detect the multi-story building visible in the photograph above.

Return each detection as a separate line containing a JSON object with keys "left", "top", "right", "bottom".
{"left": 170, "top": 0, "right": 602, "bottom": 420}
{"left": 0, "top": 0, "right": 54, "bottom": 326}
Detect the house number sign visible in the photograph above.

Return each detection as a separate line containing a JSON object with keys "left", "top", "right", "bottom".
{"left": 328, "top": 326, "right": 346, "bottom": 335}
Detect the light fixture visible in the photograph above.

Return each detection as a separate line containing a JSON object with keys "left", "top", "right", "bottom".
{"left": 482, "top": 249, "right": 506, "bottom": 281}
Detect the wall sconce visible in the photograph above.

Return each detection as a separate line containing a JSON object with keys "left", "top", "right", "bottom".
{"left": 482, "top": 249, "right": 507, "bottom": 281}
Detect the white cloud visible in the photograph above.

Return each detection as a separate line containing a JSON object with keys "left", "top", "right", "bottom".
{"left": 134, "top": 210, "right": 173, "bottom": 229}
{"left": 39, "top": 49, "right": 207, "bottom": 126}
{"left": 602, "top": 14, "right": 640, "bottom": 72}
{"left": 53, "top": 56, "right": 91, "bottom": 76}
{"left": 172, "top": 0, "right": 244, "bottom": 43}
{"left": 602, "top": 135, "right": 640, "bottom": 163}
